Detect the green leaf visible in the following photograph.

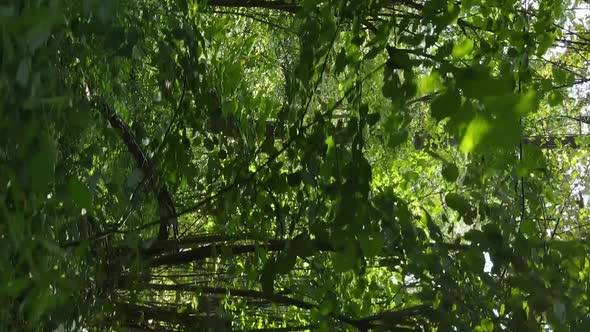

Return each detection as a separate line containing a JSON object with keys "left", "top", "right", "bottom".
{"left": 388, "top": 130, "right": 408, "bottom": 148}
{"left": 422, "top": 0, "right": 446, "bottom": 18}
{"left": 291, "top": 233, "right": 316, "bottom": 258}
{"left": 529, "top": 292, "right": 551, "bottom": 311}
{"left": 287, "top": 172, "right": 302, "bottom": 186}
{"left": 547, "top": 91, "right": 564, "bottom": 106}
{"left": 441, "top": 163, "right": 459, "bottom": 182}
{"left": 517, "top": 144, "right": 546, "bottom": 176}
{"left": 461, "top": 248, "right": 485, "bottom": 272}
{"left": 67, "top": 178, "right": 92, "bottom": 210}
{"left": 445, "top": 193, "right": 474, "bottom": 223}
{"left": 482, "top": 223, "right": 503, "bottom": 245}
{"left": 319, "top": 299, "right": 334, "bottom": 315}
{"left": 445, "top": 193, "right": 468, "bottom": 211}
{"left": 460, "top": 116, "right": 491, "bottom": 153}
{"left": 474, "top": 318, "right": 494, "bottom": 332}
{"left": 456, "top": 68, "right": 512, "bottom": 98}
{"left": 452, "top": 38, "right": 474, "bottom": 59}
{"left": 552, "top": 66, "right": 566, "bottom": 83}
{"left": 332, "top": 243, "right": 358, "bottom": 272}
{"left": 366, "top": 113, "right": 380, "bottom": 126}
{"left": 0, "top": 279, "right": 31, "bottom": 298}
{"left": 30, "top": 144, "right": 56, "bottom": 195}
{"left": 464, "top": 229, "right": 485, "bottom": 244}
{"left": 29, "top": 287, "right": 54, "bottom": 325}
{"left": 382, "top": 71, "right": 402, "bottom": 100}
{"left": 359, "top": 232, "right": 384, "bottom": 258}
{"left": 514, "top": 90, "right": 538, "bottom": 116}
{"left": 418, "top": 71, "right": 442, "bottom": 95}
{"left": 431, "top": 89, "right": 461, "bottom": 121}
{"left": 204, "top": 137, "right": 215, "bottom": 151}
{"left": 325, "top": 136, "right": 335, "bottom": 154}
{"left": 275, "top": 253, "right": 297, "bottom": 275}
{"left": 552, "top": 67, "right": 575, "bottom": 87}
{"left": 335, "top": 49, "right": 347, "bottom": 73}
{"left": 386, "top": 47, "right": 413, "bottom": 70}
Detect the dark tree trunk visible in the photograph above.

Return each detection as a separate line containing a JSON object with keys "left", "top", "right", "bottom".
{"left": 148, "top": 239, "right": 333, "bottom": 266}
{"left": 96, "top": 100, "right": 178, "bottom": 239}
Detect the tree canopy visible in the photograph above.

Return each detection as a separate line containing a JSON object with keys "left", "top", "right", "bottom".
{"left": 2, "top": 0, "right": 590, "bottom": 331}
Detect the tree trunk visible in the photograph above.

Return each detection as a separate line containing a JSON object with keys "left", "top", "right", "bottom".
{"left": 96, "top": 99, "right": 178, "bottom": 239}
{"left": 148, "top": 239, "right": 333, "bottom": 266}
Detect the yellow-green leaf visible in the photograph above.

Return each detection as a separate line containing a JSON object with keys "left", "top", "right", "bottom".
{"left": 460, "top": 116, "right": 491, "bottom": 153}
{"left": 452, "top": 39, "right": 474, "bottom": 59}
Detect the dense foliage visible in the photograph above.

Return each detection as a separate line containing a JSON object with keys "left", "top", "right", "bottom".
{"left": 2, "top": 0, "right": 590, "bottom": 331}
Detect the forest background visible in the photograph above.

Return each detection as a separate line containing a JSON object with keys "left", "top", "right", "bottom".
{"left": 2, "top": 0, "right": 590, "bottom": 331}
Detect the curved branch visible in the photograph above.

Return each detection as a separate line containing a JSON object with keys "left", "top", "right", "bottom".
{"left": 149, "top": 239, "right": 333, "bottom": 266}
{"left": 96, "top": 100, "right": 178, "bottom": 239}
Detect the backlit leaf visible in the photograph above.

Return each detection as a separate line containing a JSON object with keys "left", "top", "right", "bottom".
{"left": 460, "top": 116, "right": 491, "bottom": 153}
{"left": 452, "top": 38, "right": 474, "bottom": 59}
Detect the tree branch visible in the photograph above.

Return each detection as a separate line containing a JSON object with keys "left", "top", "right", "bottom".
{"left": 95, "top": 99, "right": 178, "bottom": 239}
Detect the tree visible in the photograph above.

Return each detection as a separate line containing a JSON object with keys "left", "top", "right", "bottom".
{"left": 1, "top": 0, "right": 590, "bottom": 331}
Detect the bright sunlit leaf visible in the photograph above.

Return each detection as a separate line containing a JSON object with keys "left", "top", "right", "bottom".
{"left": 460, "top": 116, "right": 491, "bottom": 153}
{"left": 452, "top": 38, "right": 474, "bottom": 59}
